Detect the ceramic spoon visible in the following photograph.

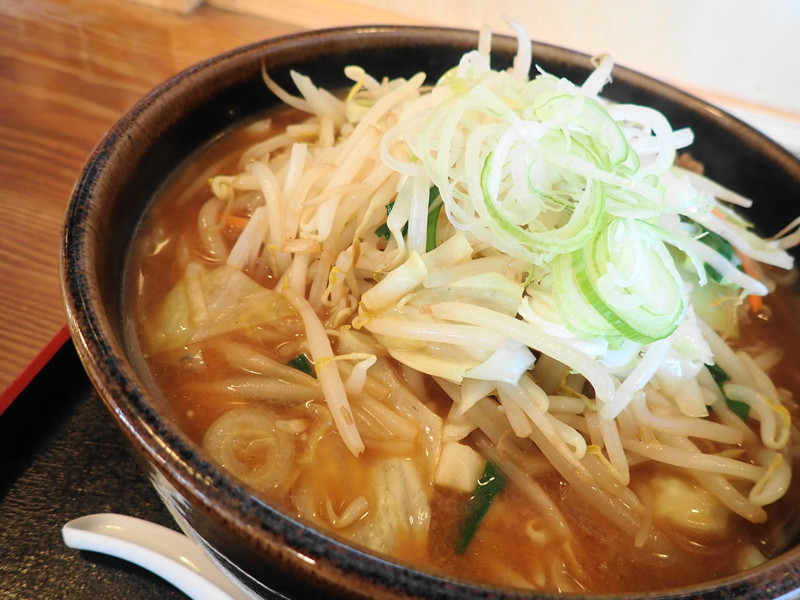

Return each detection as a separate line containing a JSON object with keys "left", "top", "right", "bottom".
{"left": 61, "top": 512, "right": 252, "bottom": 600}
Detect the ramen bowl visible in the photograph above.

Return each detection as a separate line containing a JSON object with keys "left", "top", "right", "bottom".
{"left": 61, "top": 25, "right": 800, "bottom": 600}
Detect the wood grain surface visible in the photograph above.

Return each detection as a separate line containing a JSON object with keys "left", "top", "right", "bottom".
{"left": 0, "top": 0, "right": 300, "bottom": 399}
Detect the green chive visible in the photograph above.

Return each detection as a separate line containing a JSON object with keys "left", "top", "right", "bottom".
{"left": 456, "top": 461, "right": 506, "bottom": 554}
{"left": 287, "top": 353, "right": 315, "bottom": 378}
{"left": 706, "top": 363, "right": 749, "bottom": 420}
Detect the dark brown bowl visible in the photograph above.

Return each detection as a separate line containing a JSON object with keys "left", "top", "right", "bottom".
{"left": 61, "top": 25, "right": 800, "bottom": 600}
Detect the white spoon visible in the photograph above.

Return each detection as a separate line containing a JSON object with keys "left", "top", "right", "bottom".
{"left": 61, "top": 512, "right": 252, "bottom": 600}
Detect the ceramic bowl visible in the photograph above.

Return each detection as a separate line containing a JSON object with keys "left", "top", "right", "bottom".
{"left": 61, "top": 25, "right": 800, "bottom": 600}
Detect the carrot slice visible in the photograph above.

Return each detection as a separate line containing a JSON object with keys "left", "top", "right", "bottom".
{"left": 736, "top": 250, "right": 766, "bottom": 315}
{"left": 226, "top": 215, "right": 250, "bottom": 231}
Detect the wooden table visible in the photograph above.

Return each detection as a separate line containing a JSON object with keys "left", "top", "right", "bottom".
{"left": 0, "top": 0, "right": 304, "bottom": 403}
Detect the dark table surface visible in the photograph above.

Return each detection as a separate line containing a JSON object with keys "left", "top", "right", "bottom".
{"left": 0, "top": 338, "right": 188, "bottom": 599}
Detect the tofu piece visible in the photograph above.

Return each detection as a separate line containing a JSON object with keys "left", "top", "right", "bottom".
{"left": 434, "top": 442, "right": 486, "bottom": 493}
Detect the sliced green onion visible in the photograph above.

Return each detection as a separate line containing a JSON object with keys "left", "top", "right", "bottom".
{"left": 480, "top": 152, "right": 606, "bottom": 259}
{"left": 533, "top": 93, "right": 631, "bottom": 169}
{"left": 552, "top": 251, "right": 622, "bottom": 343}
{"left": 554, "top": 219, "right": 686, "bottom": 344}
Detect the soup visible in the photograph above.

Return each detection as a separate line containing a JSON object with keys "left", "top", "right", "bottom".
{"left": 125, "top": 26, "right": 800, "bottom": 594}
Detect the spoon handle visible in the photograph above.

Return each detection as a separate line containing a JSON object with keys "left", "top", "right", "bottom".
{"left": 62, "top": 513, "right": 251, "bottom": 600}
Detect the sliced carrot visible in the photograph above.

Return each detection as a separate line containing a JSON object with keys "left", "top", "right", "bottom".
{"left": 735, "top": 250, "right": 765, "bottom": 315}
{"left": 711, "top": 207, "right": 728, "bottom": 219}
{"left": 707, "top": 207, "right": 768, "bottom": 316}
{"left": 226, "top": 214, "right": 250, "bottom": 231}
{"left": 746, "top": 290, "right": 764, "bottom": 314}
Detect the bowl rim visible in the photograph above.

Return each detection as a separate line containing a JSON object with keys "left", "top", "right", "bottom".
{"left": 61, "top": 23, "right": 800, "bottom": 600}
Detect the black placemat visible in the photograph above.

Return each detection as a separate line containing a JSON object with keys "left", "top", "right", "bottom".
{"left": 0, "top": 339, "right": 187, "bottom": 599}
